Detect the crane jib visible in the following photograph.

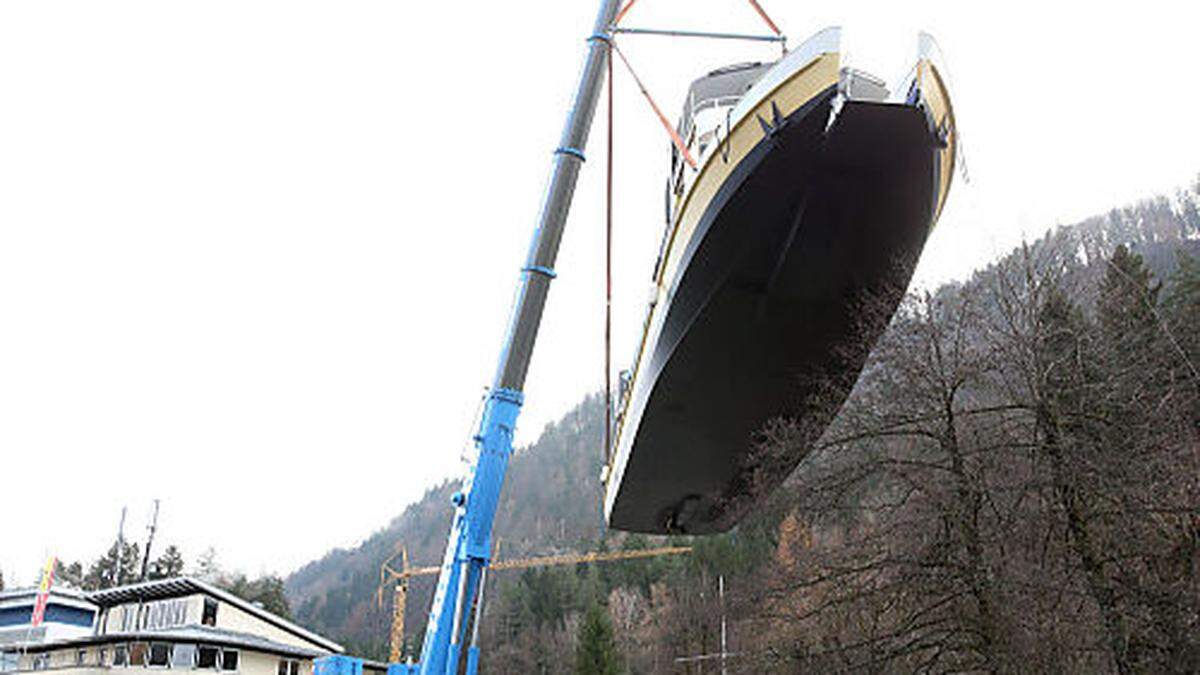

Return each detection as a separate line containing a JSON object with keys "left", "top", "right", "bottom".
{"left": 411, "top": 1, "right": 625, "bottom": 674}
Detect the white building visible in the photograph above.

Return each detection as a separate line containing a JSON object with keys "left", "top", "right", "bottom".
{"left": 0, "top": 578, "right": 342, "bottom": 675}
{"left": 0, "top": 587, "right": 97, "bottom": 647}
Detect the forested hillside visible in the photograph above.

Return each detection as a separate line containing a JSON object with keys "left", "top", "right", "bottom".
{"left": 284, "top": 394, "right": 614, "bottom": 659}
{"left": 288, "top": 179, "right": 1200, "bottom": 673}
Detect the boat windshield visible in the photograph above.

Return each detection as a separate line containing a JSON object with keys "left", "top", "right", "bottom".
{"left": 668, "top": 62, "right": 772, "bottom": 199}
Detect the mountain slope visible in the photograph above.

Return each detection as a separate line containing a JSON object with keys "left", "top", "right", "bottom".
{"left": 285, "top": 394, "right": 607, "bottom": 656}
{"left": 286, "top": 178, "right": 1200, "bottom": 665}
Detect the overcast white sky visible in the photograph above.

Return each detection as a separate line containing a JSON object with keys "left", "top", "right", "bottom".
{"left": 2, "top": 1, "right": 1198, "bottom": 587}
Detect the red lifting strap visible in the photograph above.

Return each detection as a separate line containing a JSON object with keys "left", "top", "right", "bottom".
{"left": 613, "top": 0, "right": 639, "bottom": 26}
{"left": 611, "top": 40, "right": 698, "bottom": 169}
{"left": 745, "top": 0, "right": 782, "bottom": 36}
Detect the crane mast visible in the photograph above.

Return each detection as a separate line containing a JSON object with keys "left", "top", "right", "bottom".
{"left": 412, "top": 1, "right": 623, "bottom": 672}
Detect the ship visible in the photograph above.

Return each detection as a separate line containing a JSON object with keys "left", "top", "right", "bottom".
{"left": 603, "top": 28, "right": 957, "bottom": 534}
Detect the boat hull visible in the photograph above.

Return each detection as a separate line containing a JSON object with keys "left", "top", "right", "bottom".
{"left": 605, "top": 81, "right": 948, "bottom": 534}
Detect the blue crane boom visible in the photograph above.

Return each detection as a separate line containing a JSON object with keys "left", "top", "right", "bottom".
{"left": 410, "top": 1, "right": 622, "bottom": 673}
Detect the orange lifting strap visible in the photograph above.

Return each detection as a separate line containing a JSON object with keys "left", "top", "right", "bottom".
{"left": 745, "top": 0, "right": 783, "bottom": 36}
{"left": 613, "top": 0, "right": 640, "bottom": 26}
{"left": 610, "top": 40, "right": 698, "bottom": 169}
{"left": 615, "top": 0, "right": 783, "bottom": 36}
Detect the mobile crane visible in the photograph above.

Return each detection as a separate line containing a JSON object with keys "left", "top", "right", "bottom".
{"left": 404, "top": 2, "right": 624, "bottom": 673}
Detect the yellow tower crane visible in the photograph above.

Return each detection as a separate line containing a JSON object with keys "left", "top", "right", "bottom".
{"left": 377, "top": 544, "right": 692, "bottom": 662}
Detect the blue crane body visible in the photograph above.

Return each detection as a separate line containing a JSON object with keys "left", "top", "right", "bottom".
{"left": 402, "top": 1, "right": 623, "bottom": 673}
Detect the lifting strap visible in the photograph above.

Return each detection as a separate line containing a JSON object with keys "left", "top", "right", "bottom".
{"left": 616, "top": 0, "right": 782, "bottom": 37}
{"left": 611, "top": 40, "right": 698, "bottom": 169}
{"left": 745, "top": 0, "right": 782, "bottom": 37}
{"left": 613, "top": 0, "right": 639, "bottom": 26}
{"left": 603, "top": 37, "right": 615, "bottom": 467}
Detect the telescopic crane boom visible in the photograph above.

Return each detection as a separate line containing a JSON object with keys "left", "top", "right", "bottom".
{"left": 409, "top": 1, "right": 623, "bottom": 673}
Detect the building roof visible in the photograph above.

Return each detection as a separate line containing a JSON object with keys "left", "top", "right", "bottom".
{"left": 0, "top": 586, "right": 92, "bottom": 604}
{"left": 86, "top": 577, "right": 341, "bottom": 654}
{"left": 9, "top": 624, "right": 326, "bottom": 659}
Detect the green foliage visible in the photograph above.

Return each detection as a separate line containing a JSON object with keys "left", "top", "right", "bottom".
{"left": 220, "top": 574, "right": 292, "bottom": 620}
{"left": 602, "top": 535, "right": 665, "bottom": 598}
{"left": 73, "top": 541, "right": 141, "bottom": 590}
{"left": 502, "top": 567, "right": 585, "bottom": 633}
{"left": 54, "top": 560, "right": 85, "bottom": 588}
{"left": 57, "top": 540, "right": 188, "bottom": 591}
{"left": 1165, "top": 250, "right": 1200, "bottom": 365}
{"left": 148, "top": 545, "right": 186, "bottom": 580}
{"left": 574, "top": 603, "right": 621, "bottom": 675}
{"left": 1099, "top": 245, "right": 1161, "bottom": 353}
{"left": 286, "top": 396, "right": 610, "bottom": 648}
{"left": 339, "top": 638, "right": 388, "bottom": 663}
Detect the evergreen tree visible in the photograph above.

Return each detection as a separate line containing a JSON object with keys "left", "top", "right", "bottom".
{"left": 84, "top": 542, "right": 141, "bottom": 590}
{"left": 1099, "top": 245, "right": 1161, "bottom": 351}
{"left": 1164, "top": 250, "right": 1200, "bottom": 365}
{"left": 1178, "top": 191, "right": 1200, "bottom": 238}
{"left": 574, "top": 603, "right": 621, "bottom": 675}
{"left": 149, "top": 546, "right": 185, "bottom": 580}
{"left": 54, "top": 560, "right": 85, "bottom": 588}
{"left": 221, "top": 574, "right": 292, "bottom": 619}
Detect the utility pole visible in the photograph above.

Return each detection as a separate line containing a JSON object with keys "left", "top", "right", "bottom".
{"left": 719, "top": 574, "right": 728, "bottom": 675}
{"left": 674, "top": 574, "right": 737, "bottom": 673}
{"left": 112, "top": 507, "right": 126, "bottom": 589}
{"left": 140, "top": 500, "right": 160, "bottom": 582}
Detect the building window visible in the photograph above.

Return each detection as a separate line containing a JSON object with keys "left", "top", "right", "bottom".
{"left": 278, "top": 659, "right": 301, "bottom": 675}
{"left": 220, "top": 650, "right": 238, "bottom": 672}
{"left": 129, "top": 642, "right": 149, "bottom": 667}
{"left": 76, "top": 649, "right": 88, "bottom": 666}
{"left": 148, "top": 643, "right": 171, "bottom": 668}
{"left": 119, "top": 604, "right": 140, "bottom": 632}
{"left": 171, "top": 644, "right": 197, "bottom": 669}
{"left": 201, "top": 599, "right": 218, "bottom": 627}
{"left": 197, "top": 646, "right": 219, "bottom": 670}
{"left": 142, "top": 599, "right": 190, "bottom": 631}
{"left": 114, "top": 645, "right": 130, "bottom": 667}
{"left": 31, "top": 655, "right": 49, "bottom": 671}
{"left": 0, "top": 652, "right": 17, "bottom": 673}
{"left": 99, "top": 648, "right": 109, "bottom": 667}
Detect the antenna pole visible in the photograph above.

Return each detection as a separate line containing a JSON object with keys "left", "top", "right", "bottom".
{"left": 113, "top": 507, "right": 126, "bottom": 589}
{"left": 140, "top": 500, "right": 160, "bottom": 582}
